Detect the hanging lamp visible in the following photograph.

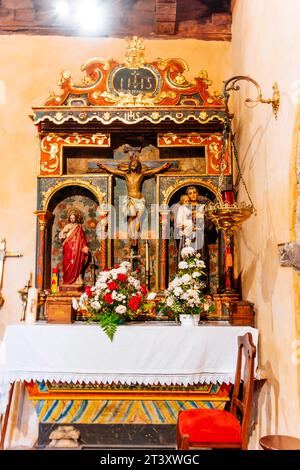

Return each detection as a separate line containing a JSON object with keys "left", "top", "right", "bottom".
{"left": 205, "top": 75, "right": 279, "bottom": 237}
{"left": 205, "top": 111, "right": 255, "bottom": 238}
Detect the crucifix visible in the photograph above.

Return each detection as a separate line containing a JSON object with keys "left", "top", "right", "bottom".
{"left": 97, "top": 150, "right": 172, "bottom": 247}
{"left": 0, "top": 238, "right": 23, "bottom": 308}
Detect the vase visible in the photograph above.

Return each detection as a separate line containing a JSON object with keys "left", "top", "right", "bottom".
{"left": 179, "top": 314, "right": 200, "bottom": 326}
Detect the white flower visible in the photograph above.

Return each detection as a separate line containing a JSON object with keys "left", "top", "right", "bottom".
{"left": 98, "top": 283, "right": 108, "bottom": 290}
{"left": 116, "top": 293, "right": 126, "bottom": 301}
{"left": 169, "top": 277, "right": 182, "bottom": 289}
{"left": 98, "top": 271, "right": 110, "bottom": 280}
{"left": 120, "top": 261, "right": 131, "bottom": 270}
{"left": 166, "top": 296, "right": 174, "bottom": 307}
{"left": 115, "top": 305, "right": 127, "bottom": 314}
{"left": 91, "top": 300, "right": 101, "bottom": 310}
{"left": 181, "top": 246, "right": 195, "bottom": 259}
{"left": 192, "top": 272, "right": 201, "bottom": 278}
{"left": 78, "top": 301, "right": 87, "bottom": 310}
{"left": 196, "top": 259, "right": 205, "bottom": 268}
{"left": 181, "top": 274, "right": 191, "bottom": 283}
{"left": 72, "top": 298, "right": 78, "bottom": 309}
{"left": 174, "top": 287, "right": 183, "bottom": 297}
{"left": 178, "top": 261, "right": 188, "bottom": 269}
{"left": 111, "top": 290, "right": 118, "bottom": 300}
{"left": 111, "top": 269, "right": 119, "bottom": 280}
{"left": 117, "top": 267, "right": 128, "bottom": 275}
{"left": 147, "top": 292, "right": 156, "bottom": 300}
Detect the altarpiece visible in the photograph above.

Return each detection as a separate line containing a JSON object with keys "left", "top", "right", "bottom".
{"left": 33, "top": 37, "right": 233, "bottom": 304}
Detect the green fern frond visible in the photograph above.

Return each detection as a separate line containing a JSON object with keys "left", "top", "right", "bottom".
{"left": 99, "top": 312, "right": 118, "bottom": 341}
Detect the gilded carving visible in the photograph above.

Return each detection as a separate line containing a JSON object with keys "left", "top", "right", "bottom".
{"left": 34, "top": 110, "right": 225, "bottom": 127}
{"left": 124, "top": 36, "right": 145, "bottom": 69}
{"left": 208, "top": 142, "right": 222, "bottom": 171}
{"left": 42, "top": 37, "right": 225, "bottom": 110}
{"left": 150, "top": 112, "right": 160, "bottom": 121}
{"left": 158, "top": 133, "right": 207, "bottom": 147}
{"left": 96, "top": 90, "right": 176, "bottom": 107}
{"left": 40, "top": 141, "right": 60, "bottom": 173}
{"left": 198, "top": 70, "right": 212, "bottom": 86}
{"left": 161, "top": 178, "right": 220, "bottom": 205}
{"left": 206, "top": 136, "right": 230, "bottom": 175}
{"left": 157, "top": 134, "right": 230, "bottom": 175}
{"left": 39, "top": 133, "right": 110, "bottom": 176}
{"left": 103, "top": 112, "right": 111, "bottom": 121}
{"left": 54, "top": 112, "right": 64, "bottom": 121}
{"left": 41, "top": 179, "right": 106, "bottom": 212}
{"left": 199, "top": 111, "right": 208, "bottom": 120}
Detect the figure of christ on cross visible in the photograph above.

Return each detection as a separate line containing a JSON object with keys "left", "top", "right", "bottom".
{"left": 98, "top": 155, "right": 171, "bottom": 246}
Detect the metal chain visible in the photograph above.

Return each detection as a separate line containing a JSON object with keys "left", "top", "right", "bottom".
{"left": 219, "top": 112, "right": 256, "bottom": 212}
{"left": 218, "top": 112, "right": 230, "bottom": 192}
{"left": 229, "top": 123, "right": 256, "bottom": 211}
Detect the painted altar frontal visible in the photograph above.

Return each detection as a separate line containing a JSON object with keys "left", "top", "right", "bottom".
{"left": 27, "top": 381, "right": 231, "bottom": 425}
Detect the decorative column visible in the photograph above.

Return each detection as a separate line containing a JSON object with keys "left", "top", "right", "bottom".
{"left": 98, "top": 207, "right": 109, "bottom": 271}
{"left": 159, "top": 209, "right": 169, "bottom": 291}
{"left": 35, "top": 211, "right": 54, "bottom": 289}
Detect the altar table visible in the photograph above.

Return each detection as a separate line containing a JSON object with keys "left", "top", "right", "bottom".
{"left": 0, "top": 323, "right": 259, "bottom": 447}
{"left": 0, "top": 323, "right": 258, "bottom": 411}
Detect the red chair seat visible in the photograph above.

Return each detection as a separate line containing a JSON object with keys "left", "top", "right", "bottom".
{"left": 178, "top": 408, "right": 242, "bottom": 444}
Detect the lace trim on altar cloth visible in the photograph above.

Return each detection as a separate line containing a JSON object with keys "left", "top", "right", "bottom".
{"left": 1, "top": 371, "right": 235, "bottom": 386}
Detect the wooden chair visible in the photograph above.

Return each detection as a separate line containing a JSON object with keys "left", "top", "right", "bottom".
{"left": 176, "top": 332, "right": 256, "bottom": 450}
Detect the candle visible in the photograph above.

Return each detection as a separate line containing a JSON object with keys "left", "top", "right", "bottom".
{"left": 221, "top": 190, "right": 235, "bottom": 204}
{"left": 145, "top": 240, "right": 149, "bottom": 272}
{"left": 51, "top": 267, "right": 58, "bottom": 294}
{"left": 25, "top": 287, "right": 38, "bottom": 324}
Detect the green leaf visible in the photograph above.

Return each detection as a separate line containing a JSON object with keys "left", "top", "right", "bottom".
{"left": 98, "top": 312, "right": 119, "bottom": 341}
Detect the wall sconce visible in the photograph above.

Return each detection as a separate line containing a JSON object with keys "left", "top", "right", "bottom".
{"left": 221, "top": 75, "right": 280, "bottom": 119}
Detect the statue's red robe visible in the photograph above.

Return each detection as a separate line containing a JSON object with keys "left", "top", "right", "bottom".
{"left": 62, "top": 224, "right": 88, "bottom": 284}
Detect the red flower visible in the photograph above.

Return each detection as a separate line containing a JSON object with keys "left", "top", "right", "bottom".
{"left": 117, "top": 273, "right": 127, "bottom": 282}
{"left": 107, "top": 281, "right": 119, "bottom": 291}
{"left": 140, "top": 284, "right": 147, "bottom": 295}
{"left": 103, "top": 293, "right": 114, "bottom": 304}
{"left": 128, "top": 295, "right": 142, "bottom": 311}
{"left": 135, "top": 268, "right": 140, "bottom": 273}
{"left": 85, "top": 286, "right": 93, "bottom": 297}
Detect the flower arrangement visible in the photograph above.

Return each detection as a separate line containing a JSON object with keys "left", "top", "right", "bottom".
{"left": 74, "top": 261, "right": 154, "bottom": 340}
{"left": 161, "top": 244, "right": 211, "bottom": 320}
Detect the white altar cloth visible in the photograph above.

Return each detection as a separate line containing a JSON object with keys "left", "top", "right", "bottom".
{"left": 0, "top": 323, "right": 258, "bottom": 412}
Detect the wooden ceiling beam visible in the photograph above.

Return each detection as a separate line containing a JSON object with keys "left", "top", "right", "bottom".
{"left": 0, "top": 0, "right": 231, "bottom": 39}
{"left": 155, "top": 0, "right": 177, "bottom": 35}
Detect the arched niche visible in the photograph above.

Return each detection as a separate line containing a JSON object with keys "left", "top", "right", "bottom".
{"left": 39, "top": 183, "right": 101, "bottom": 290}
{"left": 166, "top": 183, "right": 220, "bottom": 293}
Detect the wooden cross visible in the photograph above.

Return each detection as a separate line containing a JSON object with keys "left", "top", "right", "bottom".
{"left": 0, "top": 238, "right": 23, "bottom": 307}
